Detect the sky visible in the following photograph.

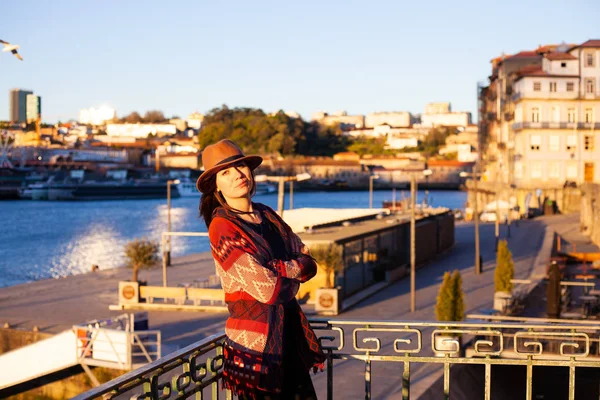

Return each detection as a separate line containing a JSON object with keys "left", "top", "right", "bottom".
{"left": 1, "top": 0, "right": 599, "bottom": 123}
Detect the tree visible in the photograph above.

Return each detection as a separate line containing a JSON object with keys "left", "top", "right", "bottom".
{"left": 124, "top": 238, "right": 159, "bottom": 282}
{"left": 494, "top": 239, "right": 514, "bottom": 293}
{"left": 143, "top": 110, "right": 166, "bottom": 123}
{"left": 419, "top": 126, "right": 459, "bottom": 158}
{"left": 123, "top": 112, "right": 142, "bottom": 124}
{"left": 310, "top": 244, "right": 344, "bottom": 288}
{"left": 346, "top": 135, "right": 388, "bottom": 156}
{"left": 435, "top": 270, "right": 465, "bottom": 321}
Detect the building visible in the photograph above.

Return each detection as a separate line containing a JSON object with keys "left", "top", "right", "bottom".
{"left": 9, "top": 89, "right": 35, "bottom": 123}
{"left": 420, "top": 102, "right": 472, "bottom": 128}
{"left": 106, "top": 123, "right": 177, "bottom": 138}
{"left": 480, "top": 39, "right": 600, "bottom": 188}
{"left": 385, "top": 135, "right": 419, "bottom": 150}
{"left": 26, "top": 94, "right": 41, "bottom": 123}
{"left": 311, "top": 111, "right": 364, "bottom": 130}
{"left": 186, "top": 112, "right": 204, "bottom": 130}
{"left": 79, "top": 106, "right": 116, "bottom": 125}
{"left": 365, "top": 111, "right": 411, "bottom": 128}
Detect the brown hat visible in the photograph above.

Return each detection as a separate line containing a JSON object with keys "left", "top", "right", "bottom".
{"left": 196, "top": 139, "right": 262, "bottom": 193}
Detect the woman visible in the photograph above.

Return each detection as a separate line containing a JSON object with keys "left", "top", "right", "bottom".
{"left": 197, "top": 139, "right": 325, "bottom": 399}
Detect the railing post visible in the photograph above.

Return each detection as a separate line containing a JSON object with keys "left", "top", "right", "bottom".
{"left": 365, "top": 354, "right": 371, "bottom": 400}
{"left": 526, "top": 358, "right": 533, "bottom": 400}
{"left": 327, "top": 348, "right": 334, "bottom": 400}
{"left": 402, "top": 359, "right": 410, "bottom": 400}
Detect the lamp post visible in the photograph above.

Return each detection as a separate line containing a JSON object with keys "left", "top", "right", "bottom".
{"left": 255, "top": 173, "right": 311, "bottom": 217}
{"left": 407, "top": 168, "right": 432, "bottom": 313}
{"left": 460, "top": 170, "right": 482, "bottom": 274}
{"left": 165, "top": 179, "right": 180, "bottom": 267}
{"left": 369, "top": 174, "right": 380, "bottom": 209}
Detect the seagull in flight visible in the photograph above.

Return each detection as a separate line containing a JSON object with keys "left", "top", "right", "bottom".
{"left": 0, "top": 40, "right": 23, "bottom": 61}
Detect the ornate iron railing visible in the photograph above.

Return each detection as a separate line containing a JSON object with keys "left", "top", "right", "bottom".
{"left": 73, "top": 319, "right": 600, "bottom": 400}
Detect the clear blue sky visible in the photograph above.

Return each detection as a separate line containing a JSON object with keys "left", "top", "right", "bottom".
{"left": 1, "top": 0, "right": 598, "bottom": 123}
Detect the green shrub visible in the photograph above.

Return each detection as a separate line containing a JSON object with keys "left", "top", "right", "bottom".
{"left": 310, "top": 244, "right": 344, "bottom": 288}
{"left": 494, "top": 240, "right": 514, "bottom": 293}
{"left": 124, "top": 238, "right": 159, "bottom": 282}
{"left": 435, "top": 270, "right": 465, "bottom": 322}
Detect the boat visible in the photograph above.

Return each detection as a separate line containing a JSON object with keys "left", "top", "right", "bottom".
{"left": 255, "top": 182, "right": 276, "bottom": 195}
{"left": 174, "top": 178, "right": 199, "bottom": 197}
{"left": 66, "top": 180, "right": 180, "bottom": 201}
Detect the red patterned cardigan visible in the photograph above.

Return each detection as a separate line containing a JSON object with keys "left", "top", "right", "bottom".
{"left": 208, "top": 203, "right": 325, "bottom": 396}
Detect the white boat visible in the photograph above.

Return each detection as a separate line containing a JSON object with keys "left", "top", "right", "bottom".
{"left": 175, "top": 179, "right": 199, "bottom": 197}
{"left": 255, "top": 182, "right": 276, "bottom": 195}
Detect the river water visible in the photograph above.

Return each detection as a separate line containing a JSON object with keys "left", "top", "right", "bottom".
{"left": 0, "top": 190, "right": 466, "bottom": 287}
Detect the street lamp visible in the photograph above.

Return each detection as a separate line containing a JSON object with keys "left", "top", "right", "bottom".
{"left": 369, "top": 174, "right": 380, "bottom": 209}
{"left": 255, "top": 173, "right": 311, "bottom": 217}
{"left": 406, "top": 168, "right": 433, "bottom": 313}
{"left": 165, "top": 179, "right": 180, "bottom": 267}
{"left": 460, "top": 170, "right": 482, "bottom": 274}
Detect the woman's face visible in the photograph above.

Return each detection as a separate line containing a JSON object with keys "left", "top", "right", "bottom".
{"left": 215, "top": 161, "right": 252, "bottom": 200}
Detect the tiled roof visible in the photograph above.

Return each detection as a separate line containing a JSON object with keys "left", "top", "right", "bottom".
{"left": 577, "top": 39, "right": 600, "bottom": 48}
{"left": 506, "top": 51, "right": 540, "bottom": 59}
{"left": 545, "top": 52, "right": 577, "bottom": 60}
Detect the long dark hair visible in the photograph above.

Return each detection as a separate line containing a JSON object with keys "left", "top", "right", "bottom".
{"left": 199, "top": 167, "right": 257, "bottom": 228}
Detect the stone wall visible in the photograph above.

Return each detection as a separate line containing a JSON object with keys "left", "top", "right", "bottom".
{"left": 580, "top": 183, "right": 600, "bottom": 247}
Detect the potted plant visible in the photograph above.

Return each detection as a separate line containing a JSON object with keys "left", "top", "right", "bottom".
{"left": 311, "top": 244, "right": 344, "bottom": 315}
{"left": 118, "top": 238, "right": 159, "bottom": 305}
{"left": 494, "top": 239, "right": 514, "bottom": 312}
{"left": 434, "top": 270, "right": 465, "bottom": 357}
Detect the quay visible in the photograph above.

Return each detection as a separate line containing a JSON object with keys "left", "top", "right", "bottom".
{"left": 0, "top": 212, "right": 597, "bottom": 399}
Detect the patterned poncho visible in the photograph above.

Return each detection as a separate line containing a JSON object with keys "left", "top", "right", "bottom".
{"left": 208, "top": 203, "right": 325, "bottom": 396}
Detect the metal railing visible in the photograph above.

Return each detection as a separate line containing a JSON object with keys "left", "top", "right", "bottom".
{"left": 73, "top": 318, "right": 600, "bottom": 400}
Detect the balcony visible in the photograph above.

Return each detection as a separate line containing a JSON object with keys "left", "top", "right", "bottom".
{"left": 512, "top": 122, "right": 600, "bottom": 131}
{"left": 73, "top": 318, "right": 600, "bottom": 400}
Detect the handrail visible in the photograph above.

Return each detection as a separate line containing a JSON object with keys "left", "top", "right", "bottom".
{"left": 72, "top": 332, "right": 227, "bottom": 400}
{"left": 73, "top": 319, "right": 600, "bottom": 400}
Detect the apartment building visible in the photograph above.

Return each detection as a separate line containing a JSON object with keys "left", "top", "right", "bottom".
{"left": 480, "top": 39, "right": 600, "bottom": 188}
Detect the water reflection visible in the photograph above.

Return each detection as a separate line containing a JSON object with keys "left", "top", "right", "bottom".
{"left": 47, "top": 223, "right": 123, "bottom": 278}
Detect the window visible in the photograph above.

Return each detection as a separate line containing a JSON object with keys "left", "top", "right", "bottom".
{"left": 531, "top": 107, "right": 540, "bottom": 122}
{"left": 533, "top": 82, "right": 541, "bottom": 91}
{"left": 567, "top": 108, "right": 577, "bottom": 123}
{"left": 515, "top": 162, "right": 523, "bottom": 179}
{"left": 530, "top": 135, "right": 541, "bottom": 151}
{"left": 585, "top": 135, "right": 595, "bottom": 151}
{"left": 561, "top": 62, "right": 567, "bottom": 68}
{"left": 567, "top": 82, "right": 574, "bottom": 92}
{"left": 548, "top": 163, "right": 560, "bottom": 179}
{"left": 566, "top": 163, "right": 578, "bottom": 179}
{"left": 531, "top": 162, "right": 542, "bottom": 179}
{"left": 585, "top": 78, "right": 595, "bottom": 94}
{"left": 585, "top": 108, "right": 594, "bottom": 123}
{"left": 551, "top": 106, "right": 560, "bottom": 122}
{"left": 550, "top": 82, "right": 557, "bottom": 92}
{"left": 586, "top": 52, "right": 595, "bottom": 67}
{"left": 566, "top": 135, "right": 577, "bottom": 151}
{"left": 549, "top": 135, "right": 560, "bottom": 151}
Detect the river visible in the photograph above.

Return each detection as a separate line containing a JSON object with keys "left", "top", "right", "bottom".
{"left": 0, "top": 190, "right": 466, "bottom": 287}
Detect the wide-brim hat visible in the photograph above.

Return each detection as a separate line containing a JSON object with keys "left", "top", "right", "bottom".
{"left": 196, "top": 139, "right": 262, "bottom": 193}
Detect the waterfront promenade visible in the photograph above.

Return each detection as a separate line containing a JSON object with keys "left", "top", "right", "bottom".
{"left": 1, "top": 214, "right": 579, "bottom": 399}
